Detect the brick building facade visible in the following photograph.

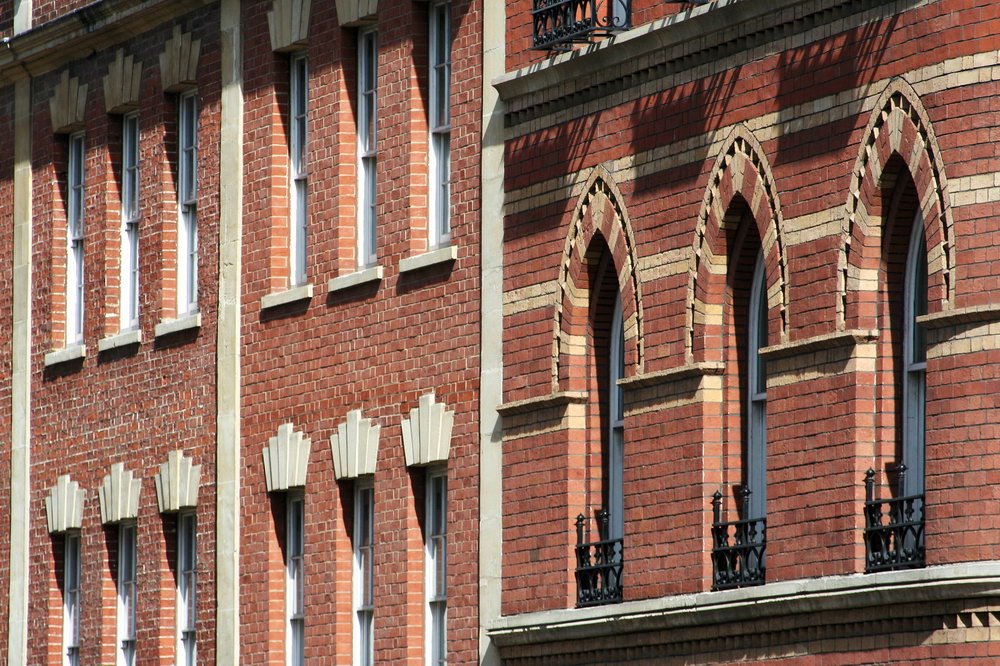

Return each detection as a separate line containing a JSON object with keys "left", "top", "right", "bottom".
{"left": 3, "top": 0, "right": 1000, "bottom": 665}
{"left": 487, "top": 0, "right": 1000, "bottom": 663}
{"left": 0, "top": 0, "right": 497, "bottom": 664}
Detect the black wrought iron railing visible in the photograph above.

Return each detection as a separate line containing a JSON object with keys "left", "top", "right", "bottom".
{"left": 864, "top": 467, "right": 925, "bottom": 573}
{"left": 532, "top": 0, "right": 631, "bottom": 51}
{"left": 711, "top": 489, "right": 766, "bottom": 590}
{"left": 574, "top": 510, "right": 623, "bottom": 607}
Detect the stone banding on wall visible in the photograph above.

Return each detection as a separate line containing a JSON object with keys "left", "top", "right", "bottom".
{"left": 840, "top": 78, "right": 954, "bottom": 329}
{"left": 553, "top": 165, "right": 643, "bottom": 393}
{"left": 687, "top": 124, "right": 788, "bottom": 363}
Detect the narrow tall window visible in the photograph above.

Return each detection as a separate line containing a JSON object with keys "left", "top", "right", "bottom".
{"left": 289, "top": 55, "right": 309, "bottom": 285}
{"left": 286, "top": 494, "right": 305, "bottom": 666}
{"left": 428, "top": 2, "right": 452, "bottom": 247}
{"left": 177, "top": 92, "right": 198, "bottom": 314}
{"left": 120, "top": 113, "right": 140, "bottom": 330}
{"left": 426, "top": 470, "right": 447, "bottom": 666}
{"left": 353, "top": 482, "right": 374, "bottom": 666}
{"left": 177, "top": 512, "right": 197, "bottom": 666}
{"left": 902, "top": 218, "right": 927, "bottom": 496}
{"left": 67, "top": 133, "right": 86, "bottom": 344}
{"left": 607, "top": 295, "right": 624, "bottom": 541}
{"left": 63, "top": 533, "right": 82, "bottom": 666}
{"left": 117, "top": 523, "right": 137, "bottom": 666}
{"left": 746, "top": 252, "right": 768, "bottom": 522}
{"left": 357, "top": 29, "right": 378, "bottom": 268}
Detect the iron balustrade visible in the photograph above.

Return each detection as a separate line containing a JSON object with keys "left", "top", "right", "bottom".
{"left": 711, "top": 489, "right": 766, "bottom": 590}
{"left": 864, "top": 467, "right": 925, "bottom": 572}
{"left": 574, "top": 510, "right": 623, "bottom": 607}
{"left": 532, "top": 0, "right": 631, "bottom": 51}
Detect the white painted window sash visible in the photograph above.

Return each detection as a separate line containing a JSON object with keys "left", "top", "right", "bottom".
{"left": 120, "top": 113, "right": 140, "bottom": 330}
{"left": 289, "top": 54, "right": 309, "bottom": 286}
{"left": 286, "top": 493, "right": 305, "bottom": 666}
{"left": 425, "top": 470, "right": 447, "bottom": 666}
{"left": 177, "top": 92, "right": 198, "bottom": 314}
{"left": 67, "top": 133, "right": 85, "bottom": 344}
{"left": 428, "top": 1, "right": 452, "bottom": 248}
{"left": 357, "top": 29, "right": 378, "bottom": 268}
{"left": 353, "top": 481, "right": 374, "bottom": 666}
{"left": 63, "top": 533, "right": 81, "bottom": 666}
{"left": 177, "top": 512, "right": 197, "bottom": 666}
{"left": 117, "top": 523, "right": 137, "bottom": 666}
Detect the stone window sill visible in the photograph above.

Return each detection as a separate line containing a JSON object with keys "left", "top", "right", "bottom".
{"left": 261, "top": 283, "right": 314, "bottom": 311}
{"left": 328, "top": 265, "right": 384, "bottom": 293}
{"left": 154, "top": 312, "right": 202, "bottom": 339}
{"left": 399, "top": 245, "right": 458, "bottom": 274}
{"left": 98, "top": 329, "right": 142, "bottom": 352}
{"left": 44, "top": 343, "right": 86, "bottom": 367}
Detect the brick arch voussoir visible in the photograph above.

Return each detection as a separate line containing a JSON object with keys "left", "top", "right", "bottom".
{"left": 553, "top": 165, "right": 644, "bottom": 392}
{"left": 840, "top": 78, "right": 953, "bottom": 329}
{"left": 688, "top": 125, "right": 788, "bottom": 363}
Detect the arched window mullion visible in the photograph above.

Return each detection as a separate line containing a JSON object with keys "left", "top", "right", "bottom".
{"left": 902, "top": 213, "right": 927, "bottom": 498}
{"left": 746, "top": 252, "right": 767, "bottom": 522}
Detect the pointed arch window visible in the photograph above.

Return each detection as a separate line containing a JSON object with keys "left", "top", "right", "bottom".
{"left": 712, "top": 249, "right": 767, "bottom": 590}
{"left": 864, "top": 211, "right": 927, "bottom": 572}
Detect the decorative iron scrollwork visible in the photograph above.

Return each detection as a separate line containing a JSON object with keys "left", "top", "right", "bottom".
{"left": 532, "top": 0, "right": 631, "bottom": 51}
{"left": 574, "top": 510, "right": 624, "bottom": 607}
{"left": 864, "top": 467, "right": 925, "bottom": 572}
{"left": 711, "top": 489, "right": 766, "bottom": 590}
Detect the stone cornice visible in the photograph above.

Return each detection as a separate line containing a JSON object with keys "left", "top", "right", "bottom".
{"left": 0, "top": 0, "right": 211, "bottom": 85}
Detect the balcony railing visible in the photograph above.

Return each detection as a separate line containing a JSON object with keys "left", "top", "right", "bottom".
{"left": 864, "top": 467, "right": 925, "bottom": 573}
{"left": 574, "top": 510, "right": 623, "bottom": 607}
{"left": 532, "top": 0, "right": 631, "bottom": 51}
{"left": 711, "top": 489, "right": 766, "bottom": 590}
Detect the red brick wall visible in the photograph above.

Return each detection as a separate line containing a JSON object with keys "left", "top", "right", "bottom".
{"left": 500, "top": 0, "right": 1000, "bottom": 614}
{"left": 25, "top": 8, "right": 222, "bottom": 664}
{"left": 239, "top": 1, "right": 482, "bottom": 665}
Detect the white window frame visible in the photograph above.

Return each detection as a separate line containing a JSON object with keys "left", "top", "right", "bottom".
{"left": 177, "top": 92, "right": 198, "bottom": 315}
{"left": 176, "top": 512, "right": 197, "bottom": 666}
{"left": 286, "top": 493, "right": 305, "bottom": 666}
{"left": 63, "top": 532, "right": 82, "bottom": 666}
{"left": 289, "top": 54, "right": 309, "bottom": 286}
{"left": 117, "top": 522, "right": 137, "bottom": 666}
{"left": 353, "top": 481, "right": 374, "bottom": 666}
{"left": 902, "top": 215, "right": 927, "bottom": 497}
{"left": 357, "top": 28, "right": 378, "bottom": 268}
{"left": 608, "top": 294, "right": 624, "bottom": 541}
{"left": 746, "top": 252, "right": 768, "bottom": 522}
{"left": 425, "top": 469, "right": 447, "bottom": 666}
{"left": 428, "top": 1, "right": 452, "bottom": 248}
{"left": 120, "top": 113, "right": 140, "bottom": 331}
{"left": 66, "top": 132, "right": 85, "bottom": 345}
